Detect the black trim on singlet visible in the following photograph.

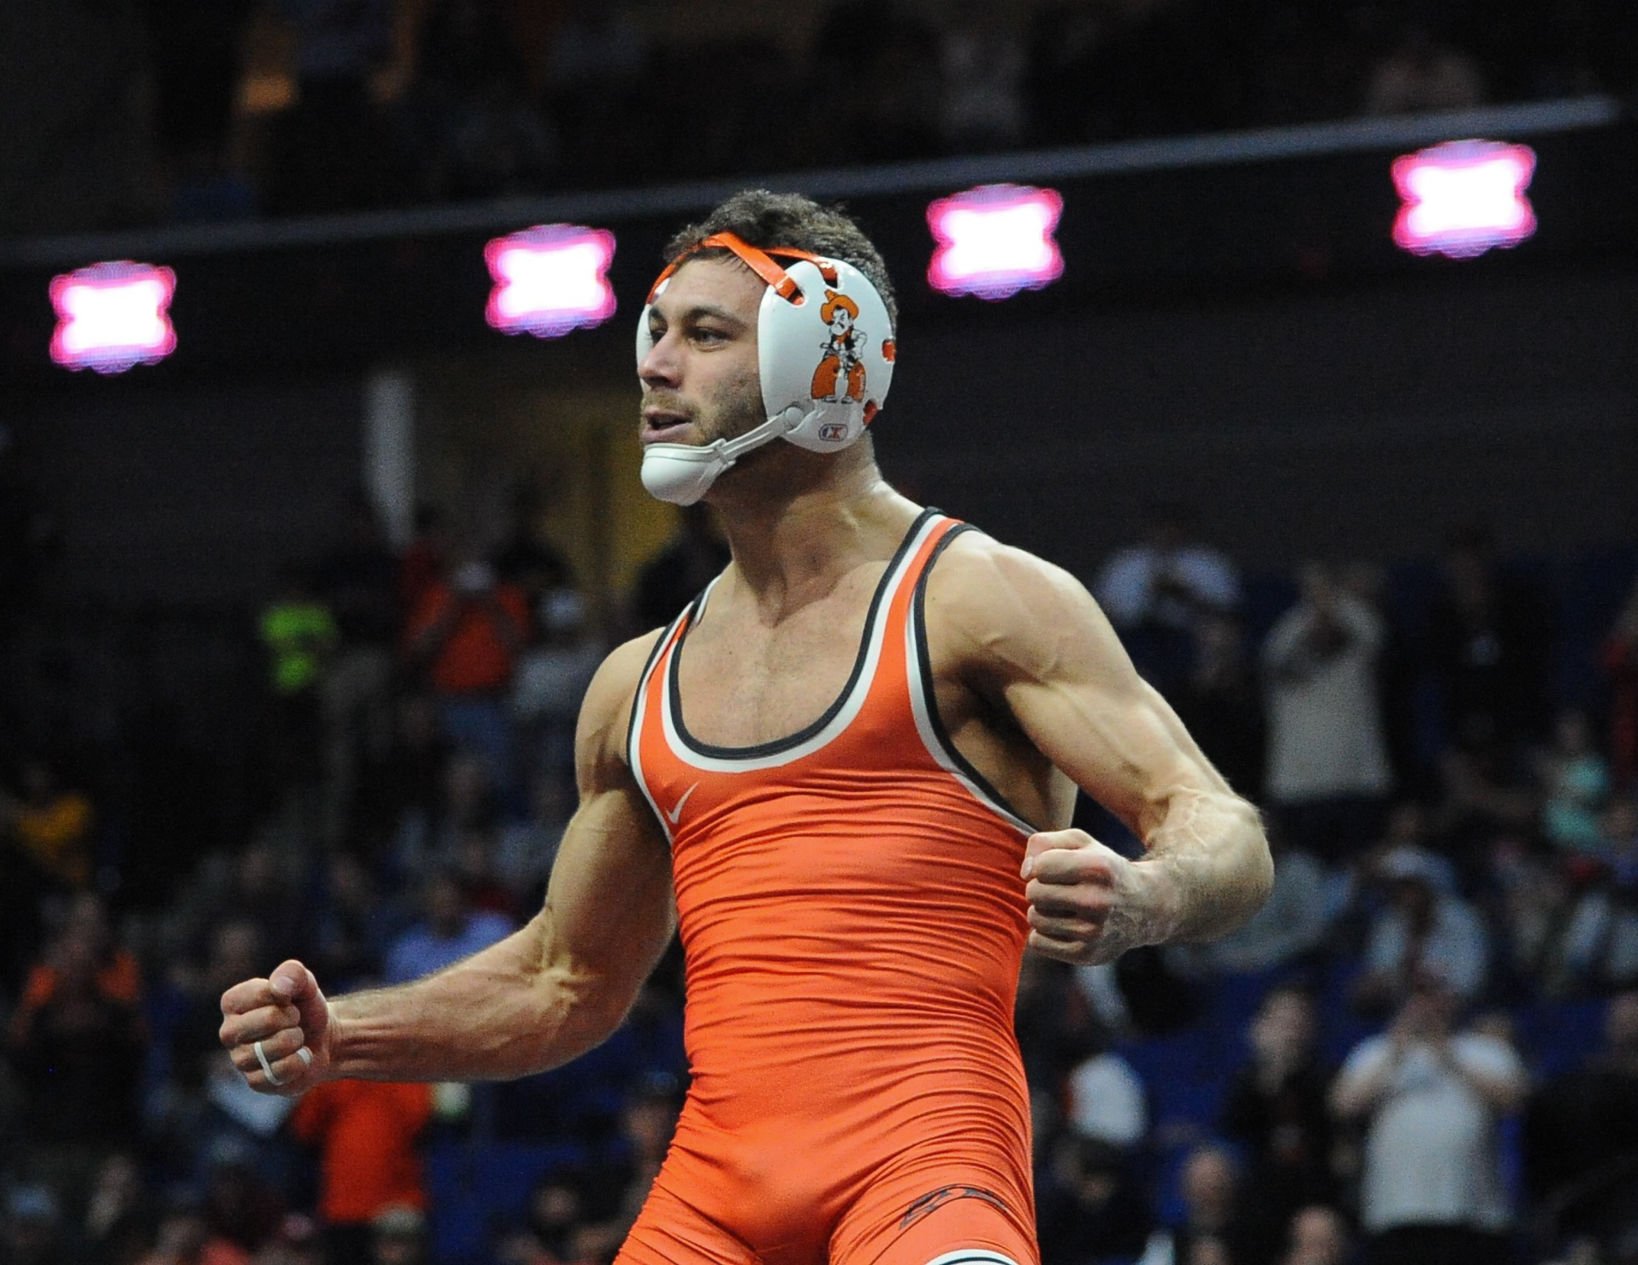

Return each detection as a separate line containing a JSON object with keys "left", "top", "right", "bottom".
{"left": 665, "top": 506, "right": 943, "bottom": 761}
{"left": 912, "top": 526, "right": 1038, "bottom": 831}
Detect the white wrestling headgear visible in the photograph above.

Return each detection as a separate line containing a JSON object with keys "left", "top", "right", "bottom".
{"left": 636, "top": 232, "right": 896, "bottom": 506}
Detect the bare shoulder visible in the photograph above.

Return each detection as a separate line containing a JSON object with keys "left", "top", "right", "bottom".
{"left": 926, "top": 530, "right": 1129, "bottom": 684}
{"left": 575, "top": 629, "right": 666, "bottom": 770}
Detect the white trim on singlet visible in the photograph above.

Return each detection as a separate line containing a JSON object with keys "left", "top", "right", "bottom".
{"left": 918, "top": 1250, "right": 1023, "bottom": 1265}
{"left": 628, "top": 608, "right": 692, "bottom": 845}
{"left": 904, "top": 570, "right": 1036, "bottom": 837}
{"left": 657, "top": 512, "right": 948, "bottom": 774}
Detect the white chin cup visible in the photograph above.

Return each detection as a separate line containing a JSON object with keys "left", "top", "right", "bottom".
{"left": 640, "top": 443, "right": 732, "bottom": 507}
{"left": 639, "top": 410, "right": 801, "bottom": 505}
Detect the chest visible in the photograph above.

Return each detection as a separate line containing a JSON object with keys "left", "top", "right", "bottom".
{"left": 672, "top": 573, "right": 883, "bottom": 748}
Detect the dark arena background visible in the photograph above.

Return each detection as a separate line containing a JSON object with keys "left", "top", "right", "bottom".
{"left": 1, "top": 3, "right": 1637, "bottom": 1265}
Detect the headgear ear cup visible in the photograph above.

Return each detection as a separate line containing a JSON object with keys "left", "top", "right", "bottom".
{"left": 637, "top": 234, "right": 895, "bottom": 505}
{"left": 754, "top": 256, "right": 894, "bottom": 452}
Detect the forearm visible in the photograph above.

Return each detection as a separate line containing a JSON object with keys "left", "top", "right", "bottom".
{"left": 1141, "top": 787, "right": 1273, "bottom": 943}
{"left": 329, "top": 914, "right": 627, "bottom": 1083}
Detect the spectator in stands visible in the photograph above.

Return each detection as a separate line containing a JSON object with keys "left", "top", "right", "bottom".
{"left": 288, "top": 1083, "right": 434, "bottom": 1265}
{"left": 1093, "top": 501, "right": 1241, "bottom": 700}
{"left": 2, "top": 1184, "right": 66, "bottom": 1265}
{"left": 576, "top": 1073, "right": 685, "bottom": 1258}
{"left": 1601, "top": 574, "right": 1638, "bottom": 791}
{"left": 1261, "top": 562, "right": 1394, "bottom": 864}
{"left": 448, "top": 822, "right": 522, "bottom": 922}
{"left": 1063, "top": 1031, "right": 1150, "bottom": 1161}
{"left": 402, "top": 547, "right": 530, "bottom": 796}
{"left": 628, "top": 504, "right": 731, "bottom": 636}
{"left": 6, "top": 909, "right": 147, "bottom": 1217}
{"left": 164, "top": 841, "right": 311, "bottom": 981}
{"left": 1522, "top": 989, "right": 1638, "bottom": 1260}
{"left": 1278, "top": 1204, "right": 1359, "bottom": 1265}
{"left": 1539, "top": 706, "right": 1612, "bottom": 856}
{"left": 364, "top": 693, "right": 453, "bottom": 872}
{"left": 83, "top": 1151, "right": 155, "bottom": 1265}
{"left": 251, "top": 1213, "right": 324, "bottom": 1265}
{"left": 14, "top": 891, "right": 141, "bottom": 1014}
{"left": 0, "top": 752, "right": 97, "bottom": 894}
{"left": 367, "top": 1204, "right": 429, "bottom": 1265}
{"left": 1219, "top": 984, "right": 1338, "bottom": 1241}
{"left": 199, "top": 1134, "right": 285, "bottom": 1255}
{"left": 489, "top": 485, "right": 577, "bottom": 616}
{"left": 1436, "top": 725, "right": 1541, "bottom": 880}
{"left": 386, "top": 749, "right": 502, "bottom": 883}
{"left": 512, "top": 584, "right": 601, "bottom": 798}
{"left": 1349, "top": 845, "right": 1491, "bottom": 1017}
{"left": 1035, "top": 1134, "right": 1154, "bottom": 1265}
{"left": 397, "top": 506, "right": 449, "bottom": 623}
{"left": 136, "top": 1190, "right": 253, "bottom": 1265}
{"left": 1170, "top": 609, "right": 1266, "bottom": 805}
{"left": 1555, "top": 795, "right": 1638, "bottom": 992}
{"left": 258, "top": 562, "right": 338, "bottom": 800}
{"left": 153, "top": 918, "right": 282, "bottom": 1161}
{"left": 310, "top": 852, "right": 398, "bottom": 994}
{"left": 1425, "top": 525, "right": 1552, "bottom": 753}
{"left": 1330, "top": 980, "right": 1528, "bottom": 1265}
{"left": 312, "top": 496, "right": 403, "bottom": 852}
{"left": 1489, "top": 827, "right": 1583, "bottom": 997}
{"left": 1138, "top": 1141, "right": 1269, "bottom": 1265}
{"left": 1361, "top": 22, "right": 1487, "bottom": 115}
{"left": 383, "top": 868, "right": 513, "bottom": 986}
{"left": 495, "top": 1166, "right": 597, "bottom": 1265}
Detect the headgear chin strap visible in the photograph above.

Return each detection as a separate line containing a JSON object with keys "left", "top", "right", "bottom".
{"left": 637, "top": 232, "right": 896, "bottom": 506}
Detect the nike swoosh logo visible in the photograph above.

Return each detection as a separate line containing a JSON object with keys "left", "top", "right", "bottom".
{"left": 665, "top": 782, "right": 700, "bottom": 825}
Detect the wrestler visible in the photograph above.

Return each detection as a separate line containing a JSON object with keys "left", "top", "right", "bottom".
{"left": 221, "top": 189, "right": 1272, "bottom": 1265}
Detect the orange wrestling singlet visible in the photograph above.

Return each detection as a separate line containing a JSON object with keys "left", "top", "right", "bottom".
{"left": 622, "top": 509, "right": 1040, "bottom": 1265}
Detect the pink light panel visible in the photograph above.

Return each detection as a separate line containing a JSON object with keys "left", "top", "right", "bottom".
{"left": 49, "top": 261, "right": 177, "bottom": 373}
{"left": 1392, "top": 140, "right": 1537, "bottom": 259}
{"left": 927, "top": 184, "right": 1064, "bottom": 300}
{"left": 485, "top": 225, "right": 617, "bottom": 338}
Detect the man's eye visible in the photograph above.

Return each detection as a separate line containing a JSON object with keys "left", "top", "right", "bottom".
{"left": 692, "top": 327, "right": 728, "bottom": 344}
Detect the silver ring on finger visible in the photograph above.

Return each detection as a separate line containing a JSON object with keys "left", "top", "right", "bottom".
{"left": 253, "top": 1039, "right": 284, "bottom": 1086}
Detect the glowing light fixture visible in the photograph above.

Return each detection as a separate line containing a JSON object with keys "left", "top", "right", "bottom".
{"left": 927, "top": 184, "right": 1065, "bottom": 300}
{"left": 1392, "top": 140, "right": 1537, "bottom": 259}
{"left": 485, "top": 225, "right": 617, "bottom": 337}
{"left": 49, "top": 261, "right": 177, "bottom": 373}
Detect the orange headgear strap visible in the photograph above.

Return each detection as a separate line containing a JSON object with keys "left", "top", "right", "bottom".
{"left": 646, "top": 231, "right": 839, "bottom": 305}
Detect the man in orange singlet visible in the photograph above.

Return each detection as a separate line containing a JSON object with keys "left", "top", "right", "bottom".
{"left": 220, "top": 191, "right": 1273, "bottom": 1265}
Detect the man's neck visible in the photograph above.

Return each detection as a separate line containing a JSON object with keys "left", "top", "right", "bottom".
{"left": 709, "top": 452, "right": 920, "bottom": 622}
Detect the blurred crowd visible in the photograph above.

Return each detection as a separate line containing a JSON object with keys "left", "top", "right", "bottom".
{"left": 3, "top": 421, "right": 1638, "bottom": 1265}
{"left": 6, "top": 0, "right": 1637, "bottom": 235}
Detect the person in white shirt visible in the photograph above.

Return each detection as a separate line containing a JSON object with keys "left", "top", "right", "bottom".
{"left": 1330, "top": 981, "right": 1528, "bottom": 1265}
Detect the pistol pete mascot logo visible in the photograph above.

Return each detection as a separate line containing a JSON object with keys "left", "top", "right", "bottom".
{"left": 810, "top": 289, "right": 869, "bottom": 418}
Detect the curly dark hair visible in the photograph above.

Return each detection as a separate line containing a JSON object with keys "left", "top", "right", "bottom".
{"left": 662, "top": 189, "right": 898, "bottom": 327}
